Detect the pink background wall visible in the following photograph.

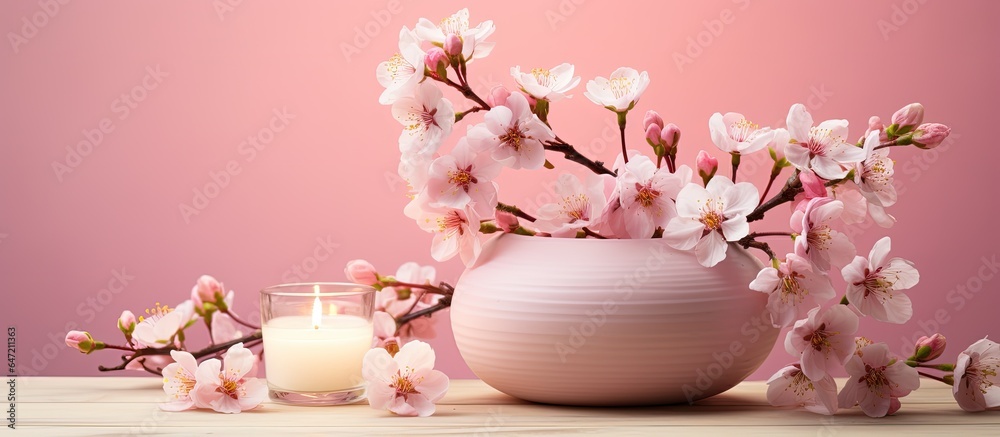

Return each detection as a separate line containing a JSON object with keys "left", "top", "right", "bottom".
{"left": 2, "top": 0, "right": 998, "bottom": 381}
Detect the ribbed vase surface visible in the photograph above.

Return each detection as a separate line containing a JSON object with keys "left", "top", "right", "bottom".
{"left": 451, "top": 234, "right": 778, "bottom": 406}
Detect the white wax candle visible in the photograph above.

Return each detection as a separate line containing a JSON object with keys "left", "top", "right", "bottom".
{"left": 262, "top": 315, "right": 373, "bottom": 392}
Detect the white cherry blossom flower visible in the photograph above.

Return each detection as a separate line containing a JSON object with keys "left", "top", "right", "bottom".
{"left": 510, "top": 63, "right": 580, "bottom": 101}
{"left": 663, "top": 176, "right": 758, "bottom": 267}
{"left": 584, "top": 67, "right": 650, "bottom": 112}
{"left": 842, "top": 237, "right": 919, "bottom": 324}
{"left": 784, "top": 104, "right": 865, "bottom": 180}
{"left": 392, "top": 82, "right": 455, "bottom": 156}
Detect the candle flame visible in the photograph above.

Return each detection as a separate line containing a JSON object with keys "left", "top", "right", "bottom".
{"left": 311, "top": 285, "right": 322, "bottom": 329}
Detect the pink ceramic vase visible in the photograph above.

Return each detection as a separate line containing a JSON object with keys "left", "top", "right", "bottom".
{"left": 451, "top": 234, "right": 778, "bottom": 406}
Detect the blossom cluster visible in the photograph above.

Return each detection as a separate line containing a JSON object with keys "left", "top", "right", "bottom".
{"left": 373, "top": 8, "right": 997, "bottom": 417}
{"left": 65, "top": 275, "right": 265, "bottom": 413}
{"left": 345, "top": 259, "right": 453, "bottom": 416}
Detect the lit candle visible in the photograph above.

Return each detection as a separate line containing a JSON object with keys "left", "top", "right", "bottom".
{"left": 260, "top": 283, "right": 375, "bottom": 405}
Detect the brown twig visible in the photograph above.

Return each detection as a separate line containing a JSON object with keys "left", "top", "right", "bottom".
{"left": 396, "top": 295, "right": 452, "bottom": 326}
{"left": 543, "top": 141, "right": 615, "bottom": 175}
{"left": 497, "top": 202, "right": 537, "bottom": 222}
{"left": 98, "top": 331, "right": 263, "bottom": 374}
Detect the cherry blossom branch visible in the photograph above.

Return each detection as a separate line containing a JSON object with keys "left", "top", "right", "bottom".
{"left": 580, "top": 227, "right": 608, "bottom": 239}
{"left": 435, "top": 75, "right": 491, "bottom": 111}
{"left": 497, "top": 202, "right": 537, "bottom": 222}
{"left": 759, "top": 171, "right": 780, "bottom": 205}
{"left": 97, "top": 331, "right": 263, "bottom": 374}
{"left": 382, "top": 280, "right": 454, "bottom": 296}
{"left": 397, "top": 295, "right": 452, "bottom": 326}
{"left": 455, "top": 106, "right": 487, "bottom": 122}
{"left": 543, "top": 141, "right": 615, "bottom": 175}
{"left": 872, "top": 139, "right": 900, "bottom": 151}
{"left": 617, "top": 112, "right": 628, "bottom": 164}
{"left": 747, "top": 172, "right": 802, "bottom": 223}
{"left": 917, "top": 370, "right": 954, "bottom": 386}
{"left": 738, "top": 238, "right": 776, "bottom": 260}
{"left": 221, "top": 308, "right": 260, "bottom": 330}
{"left": 744, "top": 232, "right": 793, "bottom": 239}
{"left": 731, "top": 154, "right": 741, "bottom": 182}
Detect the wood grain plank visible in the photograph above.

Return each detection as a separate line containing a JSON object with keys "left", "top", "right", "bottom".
{"left": 10, "top": 376, "right": 996, "bottom": 435}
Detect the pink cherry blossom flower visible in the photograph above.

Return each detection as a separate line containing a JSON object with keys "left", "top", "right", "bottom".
{"left": 133, "top": 301, "right": 197, "bottom": 347}
{"left": 160, "top": 350, "right": 200, "bottom": 411}
{"left": 376, "top": 27, "right": 424, "bottom": 105}
{"left": 766, "top": 364, "right": 839, "bottom": 415}
{"left": 372, "top": 311, "right": 401, "bottom": 352}
{"left": 534, "top": 173, "right": 608, "bottom": 237}
{"left": 378, "top": 262, "right": 437, "bottom": 318}
{"left": 785, "top": 305, "right": 859, "bottom": 381}
{"left": 750, "top": 253, "right": 836, "bottom": 328}
{"left": 510, "top": 63, "right": 580, "bottom": 102}
{"left": 790, "top": 197, "right": 856, "bottom": 271}
{"left": 426, "top": 139, "right": 501, "bottom": 216}
{"left": 414, "top": 8, "right": 495, "bottom": 62}
{"left": 829, "top": 181, "right": 896, "bottom": 228}
{"left": 392, "top": 82, "right": 455, "bottom": 156}
{"left": 406, "top": 197, "right": 482, "bottom": 266}
{"left": 345, "top": 259, "right": 380, "bottom": 286}
{"left": 798, "top": 170, "right": 827, "bottom": 200}
{"left": 397, "top": 152, "right": 435, "bottom": 196}
{"left": 617, "top": 156, "right": 689, "bottom": 239}
{"left": 584, "top": 67, "right": 650, "bottom": 112}
{"left": 467, "top": 92, "right": 554, "bottom": 170}
{"left": 486, "top": 86, "right": 511, "bottom": 107}
{"left": 397, "top": 310, "right": 438, "bottom": 342}
{"left": 842, "top": 237, "right": 919, "bottom": 324}
{"left": 838, "top": 342, "right": 919, "bottom": 417}
{"left": 784, "top": 104, "right": 866, "bottom": 180}
{"left": 190, "top": 343, "right": 267, "bottom": 414}
{"left": 709, "top": 112, "right": 775, "bottom": 155}
{"left": 363, "top": 340, "right": 450, "bottom": 417}
{"left": 953, "top": 338, "right": 1000, "bottom": 412}
{"left": 855, "top": 130, "right": 896, "bottom": 207}
{"left": 663, "top": 176, "right": 758, "bottom": 267}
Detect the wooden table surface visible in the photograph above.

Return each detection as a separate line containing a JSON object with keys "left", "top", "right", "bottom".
{"left": 10, "top": 377, "right": 998, "bottom": 435}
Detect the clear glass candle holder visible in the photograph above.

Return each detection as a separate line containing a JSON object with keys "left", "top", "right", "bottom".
{"left": 260, "top": 283, "right": 375, "bottom": 406}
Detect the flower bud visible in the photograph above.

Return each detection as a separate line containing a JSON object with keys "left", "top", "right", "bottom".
{"left": 912, "top": 333, "right": 946, "bottom": 362}
{"left": 444, "top": 34, "right": 463, "bottom": 58}
{"left": 191, "top": 275, "right": 225, "bottom": 308}
{"left": 890, "top": 103, "right": 924, "bottom": 135}
{"left": 644, "top": 124, "right": 662, "bottom": 147}
{"left": 865, "top": 116, "right": 884, "bottom": 137}
{"left": 696, "top": 150, "right": 718, "bottom": 185}
{"left": 118, "top": 310, "right": 136, "bottom": 336}
{"left": 642, "top": 110, "right": 664, "bottom": 131}
{"left": 345, "top": 259, "right": 380, "bottom": 286}
{"left": 910, "top": 123, "right": 950, "bottom": 149}
{"left": 424, "top": 47, "right": 448, "bottom": 77}
{"left": 495, "top": 211, "right": 519, "bottom": 233}
{"left": 486, "top": 86, "right": 511, "bottom": 107}
{"left": 65, "top": 330, "right": 102, "bottom": 354}
{"left": 799, "top": 170, "right": 826, "bottom": 199}
{"left": 660, "top": 123, "right": 680, "bottom": 151}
